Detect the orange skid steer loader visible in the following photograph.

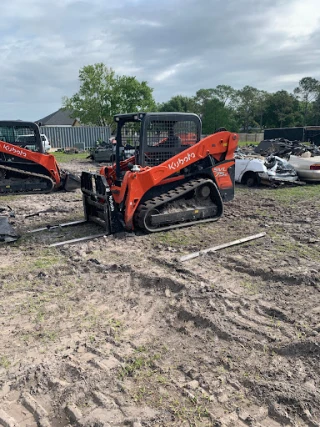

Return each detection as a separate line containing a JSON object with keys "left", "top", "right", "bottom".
{"left": 81, "top": 112, "right": 239, "bottom": 234}
{"left": 0, "top": 121, "right": 80, "bottom": 195}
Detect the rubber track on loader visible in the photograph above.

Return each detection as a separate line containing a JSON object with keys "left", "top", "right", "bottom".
{"left": 0, "top": 164, "right": 55, "bottom": 195}
{"left": 134, "top": 178, "right": 223, "bottom": 233}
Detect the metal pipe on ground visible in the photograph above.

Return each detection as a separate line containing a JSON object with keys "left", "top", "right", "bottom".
{"left": 179, "top": 232, "right": 266, "bottom": 262}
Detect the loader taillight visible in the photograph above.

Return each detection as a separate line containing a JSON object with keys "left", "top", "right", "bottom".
{"left": 310, "top": 164, "right": 320, "bottom": 170}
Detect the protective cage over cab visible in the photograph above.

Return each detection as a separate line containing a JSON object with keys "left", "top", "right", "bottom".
{"left": 114, "top": 112, "right": 202, "bottom": 170}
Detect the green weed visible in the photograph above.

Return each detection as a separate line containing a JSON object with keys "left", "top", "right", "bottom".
{"left": 153, "top": 231, "right": 193, "bottom": 247}
{"left": 0, "top": 356, "right": 11, "bottom": 369}
{"left": 238, "top": 140, "right": 260, "bottom": 147}
{"left": 240, "top": 280, "right": 259, "bottom": 295}
{"left": 119, "top": 352, "right": 161, "bottom": 379}
{"left": 52, "top": 151, "right": 89, "bottom": 163}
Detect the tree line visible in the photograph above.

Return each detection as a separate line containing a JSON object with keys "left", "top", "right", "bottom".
{"left": 63, "top": 63, "right": 320, "bottom": 134}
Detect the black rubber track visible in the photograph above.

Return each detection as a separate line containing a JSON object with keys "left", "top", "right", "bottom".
{"left": 134, "top": 178, "right": 223, "bottom": 233}
{"left": 0, "top": 164, "right": 54, "bottom": 195}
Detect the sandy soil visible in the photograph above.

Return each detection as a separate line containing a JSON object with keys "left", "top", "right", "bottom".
{"left": 0, "top": 158, "right": 319, "bottom": 427}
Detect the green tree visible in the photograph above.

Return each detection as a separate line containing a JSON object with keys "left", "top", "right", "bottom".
{"left": 212, "top": 85, "right": 237, "bottom": 106}
{"left": 310, "top": 93, "right": 320, "bottom": 125}
{"left": 158, "top": 95, "right": 197, "bottom": 113}
{"left": 194, "top": 88, "right": 238, "bottom": 133}
{"left": 264, "top": 90, "right": 302, "bottom": 128}
{"left": 254, "top": 90, "right": 269, "bottom": 130}
{"left": 293, "top": 77, "right": 320, "bottom": 125}
{"left": 194, "top": 89, "right": 215, "bottom": 111}
{"left": 234, "top": 86, "right": 262, "bottom": 132}
{"left": 63, "top": 63, "right": 156, "bottom": 128}
{"left": 201, "top": 98, "right": 239, "bottom": 134}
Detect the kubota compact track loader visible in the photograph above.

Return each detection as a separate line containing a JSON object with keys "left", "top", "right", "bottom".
{"left": 0, "top": 121, "right": 80, "bottom": 195}
{"left": 81, "top": 112, "right": 239, "bottom": 234}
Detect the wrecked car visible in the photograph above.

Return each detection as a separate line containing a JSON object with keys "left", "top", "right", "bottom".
{"left": 235, "top": 154, "right": 299, "bottom": 187}
{"left": 288, "top": 154, "right": 320, "bottom": 182}
{"left": 253, "top": 138, "right": 320, "bottom": 182}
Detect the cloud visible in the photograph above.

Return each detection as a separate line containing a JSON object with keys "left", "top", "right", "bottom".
{"left": 0, "top": 0, "right": 319, "bottom": 120}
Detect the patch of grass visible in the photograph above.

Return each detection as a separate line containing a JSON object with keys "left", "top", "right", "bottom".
{"left": 153, "top": 230, "right": 194, "bottom": 247}
{"left": 273, "top": 239, "right": 319, "bottom": 261}
{"left": 240, "top": 280, "right": 259, "bottom": 295}
{"left": 236, "top": 181, "right": 319, "bottom": 206}
{"left": 32, "top": 257, "right": 59, "bottom": 269}
{"left": 156, "top": 374, "right": 168, "bottom": 384}
{"left": 19, "top": 294, "right": 51, "bottom": 321}
{"left": 119, "top": 353, "right": 160, "bottom": 379}
{"left": 88, "top": 335, "right": 96, "bottom": 343}
{"left": 0, "top": 194, "right": 18, "bottom": 202}
{"left": 30, "top": 248, "right": 64, "bottom": 270}
{"left": 81, "top": 306, "right": 125, "bottom": 338}
{"left": 52, "top": 151, "right": 89, "bottom": 163}
{"left": 117, "top": 343, "right": 214, "bottom": 425}
{"left": 264, "top": 184, "right": 320, "bottom": 205}
{"left": 37, "top": 330, "right": 57, "bottom": 342}
{"left": 167, "top": 394, "right": 211, "bottom": 424}
{"left": 82, "top": 307, "right": 105, "bottom": 329}
{"left": 0, "top": 356, "right": 11, "bottom": 369}
{"left": 238, "top": 140, "right": 260, "bottom": 147}
{"left": 237, "top": 184, "right": 319, "bottom": 206}
{"left": 108, "top": 318, "right": 123, "bottom": 329}
{"left": 135, "top": 345, "right": 147, "bottom": 353}
{"left": 19, "top": 329, "right": 57, "bottom": 344}
{"left": 1, "top": 248, "right": 64, "bottom": 274}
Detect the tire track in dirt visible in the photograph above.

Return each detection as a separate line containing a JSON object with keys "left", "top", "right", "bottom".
{"left": 162, "top": 252, "right": 320, "bottom": 426}
{"left": 1, "top": 182, "right": 320, "bottom": 426}
{"left": 0, "top": 262, "right": 184, "bottom": 426}
{"left": 0, "top": 260, "right": 289, "bottom": 426}
{"left": 1, "top": 247, "right": 319, "bottom": 426}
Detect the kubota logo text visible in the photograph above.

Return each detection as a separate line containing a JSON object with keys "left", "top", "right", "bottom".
{"left": 168, "top": 152, "right": 196, "bottom": 170}
{"left": 1, "top": 143, "right": 27, "bottom": 158}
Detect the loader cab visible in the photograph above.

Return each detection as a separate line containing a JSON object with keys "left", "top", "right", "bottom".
{"left": 113, "top": 112, "right": 201, "bottom": 179}
{"left": 0, "top": 121, "right": 45, "bottom": 156}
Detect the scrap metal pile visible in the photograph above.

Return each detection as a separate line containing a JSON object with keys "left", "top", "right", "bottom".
{"left": 254, "top": 138, "right": 320, "bottom": 158}
{"left": 235, "top": 138, "right": 320, "bottom": 186}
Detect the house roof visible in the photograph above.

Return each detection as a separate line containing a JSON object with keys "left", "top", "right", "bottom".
{"left": 37, "top": 109, "right": 77, "bottom": 126}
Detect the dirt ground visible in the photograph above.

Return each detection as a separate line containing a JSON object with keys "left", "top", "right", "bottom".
{"left": 0, "top": 158, "right": 319, "bottom": 427}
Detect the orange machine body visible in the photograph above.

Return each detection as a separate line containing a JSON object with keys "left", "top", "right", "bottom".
{"left": 0, "top": 139, "right": 62, "bottom": 187}
{"left": 99, "top": 131, "right": 238, "bottom": 229}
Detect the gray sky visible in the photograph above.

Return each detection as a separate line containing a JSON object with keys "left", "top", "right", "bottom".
{"left": 1, "top": 0, "right": 319, "bottom": 121}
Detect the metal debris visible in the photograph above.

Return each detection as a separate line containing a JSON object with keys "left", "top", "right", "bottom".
{"left": 179, "top": 232, "right": 266, "bottom": 262}
{"left": 0, "top": 216, "right": 19, "bottom": 243}
{"left": 255, "top": 139, "right": 320, "bottom": 158}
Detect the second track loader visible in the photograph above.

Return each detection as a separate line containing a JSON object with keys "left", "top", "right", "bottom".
{"left": 0, "top": 121, "right": 80, "bottom": 195}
